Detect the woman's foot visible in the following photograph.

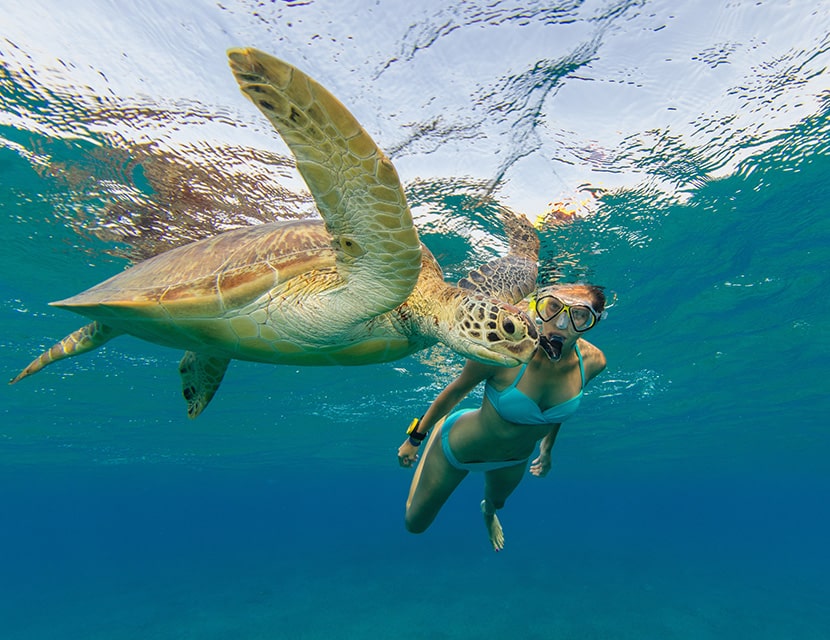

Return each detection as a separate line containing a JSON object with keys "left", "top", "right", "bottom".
{"left": 481, "top": 499, "right": 505, "bottom": 551}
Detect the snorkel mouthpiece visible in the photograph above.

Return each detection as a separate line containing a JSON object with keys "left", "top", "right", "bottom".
{"left": 539, "top": 335, "right": 564, "bottom": 361}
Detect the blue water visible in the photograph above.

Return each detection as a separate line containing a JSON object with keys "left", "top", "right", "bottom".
{"left": 2, "top": 1, "right": 830, "bottom": 638}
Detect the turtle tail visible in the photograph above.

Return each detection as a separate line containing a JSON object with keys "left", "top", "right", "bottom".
{"left": 9, "top": 321, "right": 121, "bottom": 384}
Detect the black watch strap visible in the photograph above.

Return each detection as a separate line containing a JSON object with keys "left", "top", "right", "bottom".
{"left": 406, "top": 416, "right": 426, "bottom": 441}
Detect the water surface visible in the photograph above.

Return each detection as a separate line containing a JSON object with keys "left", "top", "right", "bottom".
{"left": 2, "top": 1, "right": 829, "bottom": 638}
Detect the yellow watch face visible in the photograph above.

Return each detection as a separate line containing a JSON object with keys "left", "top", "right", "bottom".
{"left": 406, "top": 418, "right": 420, "bottom": 435}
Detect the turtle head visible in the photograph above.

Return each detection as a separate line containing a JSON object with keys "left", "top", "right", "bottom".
{"left": 445, "top": 293, "right": 539, "bottom": 366}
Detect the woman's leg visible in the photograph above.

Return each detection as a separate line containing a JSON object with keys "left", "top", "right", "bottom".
{"left": 405, "top": 418, "right": 468, "bottom": 534}
{"left": 481, "top": 462, "right": 528, "bottom": 551}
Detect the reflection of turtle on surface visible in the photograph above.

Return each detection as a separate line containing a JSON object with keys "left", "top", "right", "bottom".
{"left": 10, "top": 48, "right": 540, "bottom": 418}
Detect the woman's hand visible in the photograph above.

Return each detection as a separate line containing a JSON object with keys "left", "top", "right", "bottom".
{"left": 397, "top": 439, "right": 420, "bottom": 468}
{"left": 531, "top": 426, "right": 560, "bottom": 477}
{"left": 529, "top": 451, "right": 551, "bottom": 477}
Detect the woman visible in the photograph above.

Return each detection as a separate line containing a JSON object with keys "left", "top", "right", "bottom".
{"left": 397, "top": 283, "right": 607, "bottom": 551}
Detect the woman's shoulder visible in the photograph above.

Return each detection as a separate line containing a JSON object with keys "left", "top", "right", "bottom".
{"left": 577, "top": 338, "right": 607, "bottom": 378}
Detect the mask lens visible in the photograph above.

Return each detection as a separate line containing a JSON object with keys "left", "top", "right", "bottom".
{"left": 536, "top": 296, "right": 564, "bottom": 322}
{"left": 569, "top": 305, "right": 596, "bottom": 331}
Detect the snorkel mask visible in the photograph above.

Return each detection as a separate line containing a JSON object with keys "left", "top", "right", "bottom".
{"left": 529, "top": 290, "right": 607, "bottom": 361}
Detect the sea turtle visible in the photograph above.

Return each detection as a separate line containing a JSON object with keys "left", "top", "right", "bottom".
{"left": 10, "top": 48, "right": 540, "bottom": 418}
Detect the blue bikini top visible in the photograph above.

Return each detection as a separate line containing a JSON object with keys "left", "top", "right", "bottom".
{"left": 484, "top": 345, "right": 585, "bottom": 425}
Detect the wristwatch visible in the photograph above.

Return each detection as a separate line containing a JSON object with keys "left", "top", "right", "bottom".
{"left": 406, "top": 416, "right": 426, "bottom": 445}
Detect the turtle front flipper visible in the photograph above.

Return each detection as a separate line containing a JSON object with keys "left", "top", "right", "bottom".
{"left": 9, "top": 321, "right": 121, "bottom": 384}
{"left": 227, "top": 48, "right": 422, "bottom": 324}
{"left": 178, "top": 352, "right": 230, "bottom": 419}
{"left": 458, "top": 208, "right": 539, "bottom": 304}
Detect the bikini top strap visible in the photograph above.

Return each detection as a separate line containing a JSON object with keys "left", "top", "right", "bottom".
{"left": 575, "top": 343, "right": 586, "bottom": 389}
{"left": 508, "top": 363, "right": 529, "bottom": 390}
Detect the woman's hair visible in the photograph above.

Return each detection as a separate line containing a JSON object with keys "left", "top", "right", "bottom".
{"left": 538, "top": 283, "right": 607, "bottom": 314}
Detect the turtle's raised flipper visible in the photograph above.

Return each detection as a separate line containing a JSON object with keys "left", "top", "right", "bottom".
{"left": 9, "top": 321, "right": 121, "bottom": 384}
{"left": 227, "top": 48, "right": 422, "bottom": 323}
{"left": 459, "top": 255, "right": 538, "bottom": 305}
{"left": 178, "top": 352, "right": 230, "bottom": 419}
{"left": 458, "top": 208, "right": 539, "bottom": 305}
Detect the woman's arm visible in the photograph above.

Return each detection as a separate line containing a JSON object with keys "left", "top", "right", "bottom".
{"left": 529, "top": 423, "right": 561, "bottom": 477}
{"left": 398, "top": 359, "right": 495, "bottom": 467}
{"left": 529, "top": 340, "right": 606, "bottom": 477}
{"left": 577, "top": 338, "right": 607, "bottom": 381}
{"left": 417, "top": 360, "right": 494, "bottom": 433}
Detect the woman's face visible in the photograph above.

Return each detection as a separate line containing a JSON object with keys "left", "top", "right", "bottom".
{"left": 533, "top": 286, "right": 601, "bottom": 359}
{"left": 535, "top": 287, "right": 601, "bottom": 333}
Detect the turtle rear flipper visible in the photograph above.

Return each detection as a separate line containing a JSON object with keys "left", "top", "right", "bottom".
{"left": 10, "top": 321, "right": 121, "bottom": 384}
{"left": 178, "top": 352, "right": 230, "bottom": 418}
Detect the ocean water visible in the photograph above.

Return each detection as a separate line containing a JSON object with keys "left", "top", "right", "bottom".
{"left": 2, "top": 1, "right": 829, "bottom": 638}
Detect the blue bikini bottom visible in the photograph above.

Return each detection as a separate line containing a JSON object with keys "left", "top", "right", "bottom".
{"left": 440, "top": 409, "right": 530, "bottom": 472}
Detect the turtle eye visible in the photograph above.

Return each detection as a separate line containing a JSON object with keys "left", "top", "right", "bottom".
{"left": 501, "top": 317, "right": 516, "bottom": 335}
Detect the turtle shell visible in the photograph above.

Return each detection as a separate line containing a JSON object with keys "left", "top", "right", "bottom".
{"left": 53, "top": 220, "right": 334, "bottom": 321}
